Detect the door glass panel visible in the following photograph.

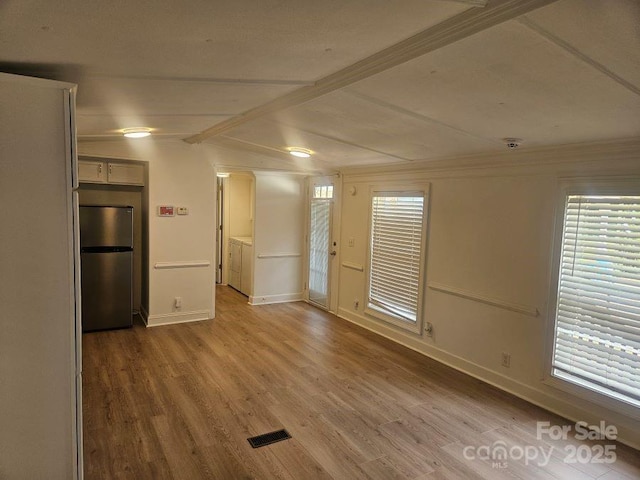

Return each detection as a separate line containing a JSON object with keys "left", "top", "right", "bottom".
{"left": 309, "top": 199, "right": 331, "bottom": 308}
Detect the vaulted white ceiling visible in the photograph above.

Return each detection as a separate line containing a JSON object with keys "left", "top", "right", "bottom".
{"left": 2, "top": 0, "right": 639, "bottom": 172}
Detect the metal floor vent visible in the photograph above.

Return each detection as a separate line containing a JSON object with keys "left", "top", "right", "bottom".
{"left": 247, "top": 429, "right": 291, "bottom": 448}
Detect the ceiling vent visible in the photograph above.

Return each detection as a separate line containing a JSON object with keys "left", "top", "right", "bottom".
{"left": 503, "top": 138, "right": 523, "bottom": 149}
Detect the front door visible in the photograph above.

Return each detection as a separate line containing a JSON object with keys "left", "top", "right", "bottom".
{"left": 308, "top": 179, "right": 335, "bottom": 309}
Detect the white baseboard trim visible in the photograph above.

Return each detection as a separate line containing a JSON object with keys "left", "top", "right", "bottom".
{"left": 249, "top": 292, "right": 303, "bottom": 305}
{"left": 146, "top": 309, "right": 211, "bottom": 327}
{"left": 140, "top": 305, "right": 149, "bottom": 326}
{"left": 336, "top": 307, "right": 640, "bottom": 450}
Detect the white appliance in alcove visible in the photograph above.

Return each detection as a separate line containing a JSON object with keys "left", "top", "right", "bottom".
{"left": 0, "top": 73, "right": 82, "bottom": 479}
{"left": 229, "top": 236, "right": 253, "bottom": 296}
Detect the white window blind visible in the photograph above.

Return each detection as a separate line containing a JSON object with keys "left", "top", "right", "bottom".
{"left": 368, "top": 192, "right": 425, "bottom": 323}
{"left": 552, "top": 195, "right": 640, "bottom": 407}
{"left": 309, "top": 199, "right": 330, "bottom": 304}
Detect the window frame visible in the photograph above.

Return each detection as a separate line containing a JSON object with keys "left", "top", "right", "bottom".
{"left": 544, "top": 177, "right": 640, "bottom": 420}
{"left": 364, "top": 184, "right": 430, "bottom": 335}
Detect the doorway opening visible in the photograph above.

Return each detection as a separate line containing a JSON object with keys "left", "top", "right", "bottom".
{"left": 216, "top": 172, "right": 254, "bottom": 294}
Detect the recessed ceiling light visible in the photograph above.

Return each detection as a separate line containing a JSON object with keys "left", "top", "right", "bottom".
{"left": 123, "top": 127, "right": 151, "bottom": 138}
{"left": 287, "top": 147, "right": 312, "bottom": 158}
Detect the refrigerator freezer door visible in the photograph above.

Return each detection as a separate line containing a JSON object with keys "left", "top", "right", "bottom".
{"left": 80, "top": 206, "right": 133, "bottom": 248}
{"left": 81, "top": 251, "right": 133, "bottom": 331}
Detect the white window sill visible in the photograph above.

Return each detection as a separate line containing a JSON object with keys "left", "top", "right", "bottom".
{"left": 542, "top": 372, "right": 640, "bottom": 422}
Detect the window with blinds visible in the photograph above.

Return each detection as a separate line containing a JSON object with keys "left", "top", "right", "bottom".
{"left": 367, "top": 190, "right": 427, "bottom": 330}
{"left": 552, "top": 194, "right": 640, "bottom": 408}
{"left": 309, "top": 199, "right": 330, "bottom": 307}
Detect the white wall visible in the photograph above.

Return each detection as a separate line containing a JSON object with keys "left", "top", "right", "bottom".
{"left": 251, "top": 172, "right": 305, "bottom": 304}
{"left": 337, "top": 141, "right": 640, "bottom": 448}
{"left": 78, "top": 141, "right": 217, "bottom": 326}
{"left": 227, "top": 174, "right": 253, "bottom": 238}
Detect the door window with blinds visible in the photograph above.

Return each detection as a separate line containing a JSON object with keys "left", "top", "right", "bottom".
{"left": 366, "top": 187, "right": 429, "bottom": 333}
{"left": 308, "top": 184, "right": 333, "bottom": 308}
{"left": 551, "top": 193, "right": 640, "bottom": 409}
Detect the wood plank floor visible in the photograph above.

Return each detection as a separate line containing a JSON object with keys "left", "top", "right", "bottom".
{"left": 83, "top": 286, "right": 640, "bottom": 479}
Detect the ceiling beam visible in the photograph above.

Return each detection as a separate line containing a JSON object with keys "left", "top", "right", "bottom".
{"left": 184, "top": 0, "right": 560, "bottom": 144}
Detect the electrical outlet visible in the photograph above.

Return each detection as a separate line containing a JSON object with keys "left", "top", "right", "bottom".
{"left": 174, "top": 296, "right": 182, "bottom": 308}
{"left": 425, "top": 322, "right": 433, "bottom": 337}
{"left": 501, "top": 352, "right": 511, "bottom": 368}
{"left": 348, "top": 238, "right": 355, "bottom": 247}
{"left": 354, "top": 299, "right": 359, "bottom": 310}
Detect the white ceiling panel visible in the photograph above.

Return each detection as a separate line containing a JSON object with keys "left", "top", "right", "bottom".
{"left": 0, "top": 0, "right": 468, "bottom": 80}
{"left": 216, "top": 119, "right": 410, "bottom": 167}
{"left": 523, "top": 0, "right": 640, "bottom": 89}
{"left": 228, "top": 92, "right": 500, "bottom": 162}
{"left": 348, "top": 20, "right": 640, "bottom": 148}
{"left": 76, "top": 77, "right": 300, "bottom": 115}
{"left": 76, "top": 114, "right": 233, "bottom": 138}
{"left": 1, "top": 0, "right": 639, "bottom": 170}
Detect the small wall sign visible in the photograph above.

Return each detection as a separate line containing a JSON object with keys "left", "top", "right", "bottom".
{"left": 157, "top": 205, "right": 175, "bottom": 217}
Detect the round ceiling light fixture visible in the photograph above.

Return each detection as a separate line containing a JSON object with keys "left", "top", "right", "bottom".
{"left": 287, "top": 147, "right": 312, "bottom": 158}
{"left": 123, "top": 127, "right": 152, "bottom": 138}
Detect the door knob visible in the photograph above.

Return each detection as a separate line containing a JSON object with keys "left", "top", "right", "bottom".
{"left": 330, "top": 250, "right": 337, "bottom": 256}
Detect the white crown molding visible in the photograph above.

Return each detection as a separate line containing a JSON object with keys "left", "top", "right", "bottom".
{"left": 340, "top": 138, "right": 640, "bottom": 178}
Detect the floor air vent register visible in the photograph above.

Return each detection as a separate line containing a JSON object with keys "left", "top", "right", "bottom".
{"left": 247, "top": 429, "right": 292, "bottom": 448}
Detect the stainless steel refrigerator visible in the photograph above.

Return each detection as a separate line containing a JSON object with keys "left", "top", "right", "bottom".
{"left": 80, "top": 205, "right": 134, "bottom": 332}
